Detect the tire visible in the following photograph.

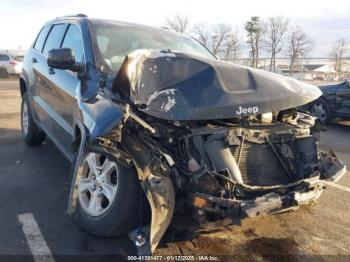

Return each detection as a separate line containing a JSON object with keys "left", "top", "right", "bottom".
{"left": 21, "top": 93, "right": 46, "bottom": 145}
{"left": 310, "top": 98, "right": 333, "bottom": 124}
{"left": 74, "top": 149, "right": 146, "bottom": 236}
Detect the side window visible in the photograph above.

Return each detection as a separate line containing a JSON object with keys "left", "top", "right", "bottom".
{"left": 0, "top": 55, "right": 10, "bottom": 61}
{"left": 61, "top": 24, "right": 84, "bottom": 63}
{"left": 42, "top": 24, "right": 67, "bottom": 56}
{"left": 33, "top": 26, "right": 50, "bottom": 52}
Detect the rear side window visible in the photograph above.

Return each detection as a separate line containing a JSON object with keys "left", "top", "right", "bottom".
{"left": 33, "top": 26, "right": 50, "bottom": 52}
{"left": 43, "top": 24, "right": 67, "bottom": 56}
{"left": 0, "top": 54, "right": 10, "bottom": 61}
{"left": 61, "top": 24, "right": 84, "bottom": 63}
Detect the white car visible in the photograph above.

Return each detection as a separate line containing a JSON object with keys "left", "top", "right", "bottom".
{"left": 0, "top": 52, "right": 23, "bottom": 75}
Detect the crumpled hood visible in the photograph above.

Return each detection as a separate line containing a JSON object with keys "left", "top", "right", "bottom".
{"left": 115, "top": 50, "right": 322, "bottom": 121}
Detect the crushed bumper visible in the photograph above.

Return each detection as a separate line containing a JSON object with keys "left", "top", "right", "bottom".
{"left": 191, "top": 161, "right": 347, "bottom": 219}
{"left": 321, "top": 156, "right": 347, "bottom": 182}
{"left": 191, "top": 176, "right": 323, "bottom": 218}
{"left": 241, "top": 178, "right": 324, "bottom": 217}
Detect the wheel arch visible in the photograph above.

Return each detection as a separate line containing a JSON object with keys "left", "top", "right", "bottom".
{"left": 67, "top": 119, "right": 88, "bottom": 214}
{"left": 310, "top": 96, "right": 334, "bottom": 124}
{"left": 19, "top": 77, "right": 27, "bottom": 97}
{"left": 71, "top": 121, "right": 88, "bottom": 152}
{"left": 309, "top": 96, "right": 330, "bottom": 110}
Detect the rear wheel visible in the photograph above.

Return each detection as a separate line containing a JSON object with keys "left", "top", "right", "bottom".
{"left": 74, "top": 150, "right": 144, "bottom": 236}
{"left": 310, "top": 98, "right": 333, "bottom": 124}
{"left": 21, "top": 93, "right": 46, "bottom": 145}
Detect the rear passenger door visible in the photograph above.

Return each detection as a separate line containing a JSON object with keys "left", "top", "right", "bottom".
{"left": 27, "top": 25, "right": 50, "bottom": 119}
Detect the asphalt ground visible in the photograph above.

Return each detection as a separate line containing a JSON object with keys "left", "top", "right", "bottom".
{"left": 0, "top": 79, "right": 349, "bottom": 261}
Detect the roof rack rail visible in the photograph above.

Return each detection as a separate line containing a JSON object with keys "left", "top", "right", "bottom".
{"left": 57, "top": 14, "right": 88, "bottom": 19}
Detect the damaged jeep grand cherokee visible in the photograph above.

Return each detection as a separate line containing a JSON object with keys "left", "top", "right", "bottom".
{"left": 20, "top": 15, "right": 346, "bottom": 254}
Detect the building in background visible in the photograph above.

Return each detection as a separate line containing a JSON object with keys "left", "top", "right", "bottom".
{"left": 232, "top": 58, "right": 350, "bottom": 82}
{"left": 280, "top": 64, "right": 338, "bottom": 81}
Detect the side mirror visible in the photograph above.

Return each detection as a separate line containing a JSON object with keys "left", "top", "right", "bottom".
{"left": 47, "top": 48, "right": 83, "bottom": 72}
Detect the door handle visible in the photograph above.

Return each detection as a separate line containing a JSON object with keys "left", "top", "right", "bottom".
{"left": 48, "top": 68, "right": 55, "bottom": 75}
{"left": 32, "top": 58, "right": 38, "bottom": 63}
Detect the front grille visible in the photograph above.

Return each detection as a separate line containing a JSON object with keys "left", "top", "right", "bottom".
{"left": 231, "top": 142, "right": 290, "bottom": 186}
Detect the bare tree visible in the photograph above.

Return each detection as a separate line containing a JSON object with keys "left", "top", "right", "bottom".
{"left": 192, "top": 23, "right": 240, "bottom": 61}
{"left": 222, "top": 30, "right": 240, "bottom": 61}
{"left": 330, "top": 38, "right": 348, "bottom": 72}
{"left": 192, "top": 23, "right": 211, "bottom": 48}
{"left": 287, "top": 27, "right": 313, "bottom": 76}
{"left": 264, "top": 16, "right": 289, "bottom": 72}
{"left": 245, "top": 16, "right": 264, "bottom": 68}
{"left": 211, "top": 24, "right": 232, "bottom": 56}
{"left": 164, "top": 13, "right": 189, "bottom": 33}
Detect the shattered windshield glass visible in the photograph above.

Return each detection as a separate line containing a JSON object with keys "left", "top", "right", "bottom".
{"left": 91, "top": 22, "right": 215, "bottom": 73}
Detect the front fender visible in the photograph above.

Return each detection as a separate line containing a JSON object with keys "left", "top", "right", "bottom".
{"left": 122, "top": 134, "right": 175, "bottom": 254}
{"left": 67, "top": 120, "right": 87, "bottom": 214}
{"left": 77, "top": 92, "right": 124, "bottom": 140}
{"left": 68, "top": 92, "right": 124, "bottom": 213}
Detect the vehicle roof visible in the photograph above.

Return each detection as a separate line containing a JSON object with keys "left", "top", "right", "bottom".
{"left": 45, "top": 15, "right": 88, "bottom": 25}
{"left": 45, "top": 15, "right": 173, "bottom": 34}
{"left": 87, "top": 18, "right": 161, "bottom": 29}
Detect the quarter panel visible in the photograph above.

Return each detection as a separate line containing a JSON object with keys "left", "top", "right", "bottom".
{"left": 335, "top": 85, "right": 350, "bottom": 118}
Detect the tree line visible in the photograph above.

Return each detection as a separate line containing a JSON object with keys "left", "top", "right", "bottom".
{"left": 164, "top": 14, "right": 349, "bottom": 74}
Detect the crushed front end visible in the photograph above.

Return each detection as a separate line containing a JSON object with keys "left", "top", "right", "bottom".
{"left": 88, "top": 50, "right": 346, "bottom": 253}
{"left": 119, "top": 106, "right": 346, "bottom": 254}
{"left": 183, "top": 111, "right": 346, "bottom": 220}
{"left": 138, "top": 109, "right": 346, "bottom": 222}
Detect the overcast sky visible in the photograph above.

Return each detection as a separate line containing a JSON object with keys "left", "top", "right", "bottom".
{"left": 0, "top": 0, "right": 349, "bottom": 57}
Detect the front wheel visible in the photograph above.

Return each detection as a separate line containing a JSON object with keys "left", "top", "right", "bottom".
{"left": 310, "top": 98, "right": 333, "bottom": 124}
{"left": 74, "top": 149, "right": 144, "bottom": 236}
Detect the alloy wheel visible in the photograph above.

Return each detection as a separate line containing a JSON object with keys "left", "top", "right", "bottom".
{"left": 311, "top": 102, "right": 328, "bottom": 122}
{"left": 78, "top": 152, "right": 119, "bottom": 216}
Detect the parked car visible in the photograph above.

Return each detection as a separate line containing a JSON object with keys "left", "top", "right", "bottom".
{"left": 0, "top": 51, "right": 23, "bottom": 75}
{"left": 309, "top": 80, "right": 350, "bottom": 123}
{"left": 20, "top": 15, "right": 346, "bottom": 254}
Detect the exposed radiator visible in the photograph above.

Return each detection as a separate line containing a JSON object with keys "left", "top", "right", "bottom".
{"left": 231, "top": 142, "right": 290, "bottom": 186}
